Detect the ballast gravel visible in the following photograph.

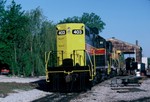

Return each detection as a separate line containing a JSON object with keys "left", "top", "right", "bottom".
{"left": 0, "top": 75, "right": 150, "bottom": 102}
{"left": 0, "top": 89, "right": 51, "bottom": 102}
{"left": 71, "top": 77, "right": 150, "bottom": 102}
{"left": 0, "top": 75, "right": 52, "bottom": 102}
{"left": 0, "top": 75, "right": 43, "bottom": 83}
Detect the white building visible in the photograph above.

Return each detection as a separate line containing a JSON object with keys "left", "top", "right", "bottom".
{"left": 142, "top": 57, "right": 148, "bottom": 69}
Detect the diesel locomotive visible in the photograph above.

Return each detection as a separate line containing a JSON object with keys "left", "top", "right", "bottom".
{"left": 45, "top": 23, "right": 119, "bottom": 91}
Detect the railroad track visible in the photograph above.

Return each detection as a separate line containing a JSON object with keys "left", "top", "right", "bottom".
{"left": 32, "top": 92, "right": 79, "bottom": 102}
{"left": 30, "top": 79, "right": 80, "bottom": 102}
{"left": 31, "top": 76, "right": 147, "bottom": 102}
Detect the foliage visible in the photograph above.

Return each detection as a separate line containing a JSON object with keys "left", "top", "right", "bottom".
{"left": 0, "top": 0, "right": 30, "bottom": 75}
{"left": 0, "top": 1, "right": 105, "bottom": 77}
{"left": 0, "top": 0, "right": 6, "bottom": 25}
{"left": 25, "top": 7, "right": 56, "bottom": 76}
{"left": 0, "top": 1, "right": 56, "bottom": 76}
{"left": 59, "top": 12, "right": 106, "bottom": 32}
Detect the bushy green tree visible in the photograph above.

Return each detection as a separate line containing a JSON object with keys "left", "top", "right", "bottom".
{"left": 0, "top": 0, "right": 6, "bottom": 25}
{"left": 25, "top": 7, "right": 56, "bottom": 76}
{"left": 59, "top": 12, "right": 105, "bottom": 32}
{"left": 0, "top": 1, "right": 57, "bottom": 77}
{"left": 0, "top": 0, "right": 9, "bottom": 64}
{"left": 25, "top": 7, "right": 43, "bottom": 76}
{"left": 0, "top": 0, "right": 29, "bottom": 75}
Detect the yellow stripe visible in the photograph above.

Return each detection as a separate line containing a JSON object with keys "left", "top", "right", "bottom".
{"left": 46, "top": 70, "right": 90, "bottom": 74}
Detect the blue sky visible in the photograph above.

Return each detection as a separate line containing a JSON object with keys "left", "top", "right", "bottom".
{"left": 7, "top": 0, "right": 150, "bottom": 57}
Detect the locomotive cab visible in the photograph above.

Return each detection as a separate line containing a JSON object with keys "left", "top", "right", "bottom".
{"left": 56, "top": 23, "right": 86, "bottom": 66}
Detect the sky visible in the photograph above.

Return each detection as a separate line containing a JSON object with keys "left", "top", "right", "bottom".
{"left": 7, "top": 0, "right": 150, "bottom": 57}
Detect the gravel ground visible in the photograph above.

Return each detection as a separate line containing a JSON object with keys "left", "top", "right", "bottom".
{"left": 0, "top": 75, "right": 44, "bottom": 83}
{"left": 70, "top": 76, "right": 150, "bottom": 102}
{"left": 0, "top": 75, "right": 150, "bottom": 102}
{"left": 0, "top": 75, "right": 52, "bottom": 102}
{"left": 0, "top": 89, "right": 52, "bottom": 102}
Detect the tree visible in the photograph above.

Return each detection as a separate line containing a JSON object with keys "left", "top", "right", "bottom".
{"left": 0, "top": 0, "right": 29, "bottom": 75}
{"left": 25, "top": 7, "right": 43, "bottom": 76}
{"left": 0, "top": 0, "right": 6, "bottom": 26}
{"left": 0, "top": 0, "right": 8, "bottom": 64}
{"left": 81, "top": 13, "right": 105, "bottom": 32}
{"left": 25, "top": 7, "right": 56, "bottom": 76}
{"left": 0, "top": 1, "right": 56, "bottom": 77}
{"left": 41, "top": 21, "right": 56, "bottom": 52}
{"left": 59, "top": 12, "right": 106, "bottom": 32}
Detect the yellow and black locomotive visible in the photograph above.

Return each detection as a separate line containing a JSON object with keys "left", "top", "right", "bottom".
{"left": 45, "top": 23, "right": 115, "bottom": 91}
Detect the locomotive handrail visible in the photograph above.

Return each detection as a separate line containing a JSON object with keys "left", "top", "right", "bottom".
{"left": 85, "top": 50, "right": 94, "bottom": 67}
{"left": 45, "top": 50, "right": 65, "bottom": 67}
{"left": 73, "top": 49, "right": 94, "bottom": 67}
{"left": 85, "top": 50, "right": 95, "bottom": 80}
{"left": 45, "top": 51, "right": 51, "bottom": 71}
{"left": 69, "top": 49, "right": 95, "bottom": 80}
{"left": 45, "top": 50, "right": 96, "bottom": 82}
{"left": 45, "top": 51, "right": 51, "bottom": 82}
{"left": 45, "top": 50, "right": 64, "bottom": 82}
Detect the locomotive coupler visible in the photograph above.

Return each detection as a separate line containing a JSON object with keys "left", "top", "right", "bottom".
{"left": 65, "top": 73, "right": 78, "bottom": 83}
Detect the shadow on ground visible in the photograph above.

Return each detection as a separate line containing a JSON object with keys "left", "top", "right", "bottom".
{"left": 30, "top": 79, "right": 86, "bottom": 93}
{"left": 118, "top": 97, "right": 150, "bottom": 102}
{"left": 30, "top": 79, "right": 50, "bottom": 92}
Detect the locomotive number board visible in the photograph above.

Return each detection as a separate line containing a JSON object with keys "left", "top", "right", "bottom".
{"left": 72, "top": 29, "right": 83, "bottom": 34}
{"left": 57, "top": 30, "right": 66, "bottom": 35}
